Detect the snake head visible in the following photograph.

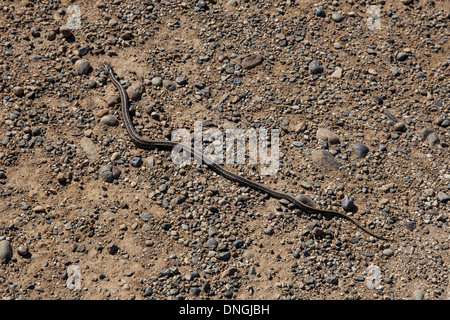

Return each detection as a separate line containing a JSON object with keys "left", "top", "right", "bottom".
{"left": 103, "top": 62, "right": 112, "bottom": 73}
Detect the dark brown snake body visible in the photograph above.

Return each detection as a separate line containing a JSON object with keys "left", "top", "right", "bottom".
{"left": 103, "top": 62, "right": 389, "bottom": 241}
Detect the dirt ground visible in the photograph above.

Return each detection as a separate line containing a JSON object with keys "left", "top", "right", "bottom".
{"left": 0, "top": 0, "right": 449, "bottom": 300}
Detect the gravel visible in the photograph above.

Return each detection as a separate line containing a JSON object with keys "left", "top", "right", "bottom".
{"left": 0, "top": 0, "right": 448, "bottom": 302}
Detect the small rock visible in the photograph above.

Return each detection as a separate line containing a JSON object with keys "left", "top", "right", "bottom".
{"left": 17, "top": 245, "right": 29, "bottom": 257}
{"left": 175, "top": 76, "right": 187, "bottom": 85}
{"left": 372, "top": 94, "right": 383, "bottom": 105}
{"left": 33, "top": 205, "right": 46, "bottom": 213}
{"left": 0, "top": 240, "right": 13, "bottom": 262}
{"left": 217, "top": 251, "right": 230, "bottom": 261}
{"left": 151, "top": 77, "right": 162, "bottom": 87}
{"left": 326, "top": 276, "right": 338, "bottom": 285}
{"left": 13, "top": 86, "right": 24, "bottom": 97}
{"left": 382, "top": 248, "right": 394, "bottom": 257}
{"left": 420, "top": 128, "right": 434, "bottom": 141}
{"left": 330, "top": 67, "right": 342, "bottom": 78}
{"left": 60, "top": 25, "right": 73, "bottom": 38}
{"left": 163, "top": 80, "right": 177, "bottom": 91}
{"left": 107, "top": 243, "right": 119, "bottom": 255}
{"left": 126, "top": 82, "right": 145, "bottom": 101}
{"left": 394, "top": 122, "right": 406, "bottom": 131}
{"left": 437, "top": 192, "right": 450, "bottom": 203}
{"left": 299, "top": 181, "right": 312, "bottom": 190}
{"left": 241, "top": 54, "right": 264, "bottom": 70}
{"left": 413, "top": 289, "right": 424, "bottom": 300}
{"left": 404, "top": 220, "right": 416, "bottom": 231}
{"left": 308, "top": 60, "right": 323, "bottom": 74}
{"left": 331, "top": 12, "right": 345, "bottom": 22}
{"left": 130, "top": 157, "right": 143, "bottom": 167}
{"left": 106, "top": 93, "right": 120, "bottom": 107}
{"left": 316, "top": 7, "right": 325, "bottom": 17}
{"left": 427, "top": 132, "right": 440, "bottom": 148}
{"left": 341, "top": 196, "right": 354, "bottom": 211}
{"left": 206, "top": 238, "right": 218, "bottom": 249}
{"left": 311, "top": 150, "right": 340, "bottom": 171}
{"left": 354, "top": 143, "right": 369, "bottom": 158}
{"left": 396, "top": 52, "right": 409, "bottom": 61}
{"left": 108, "top": 18, "right": 118, "bottom": 27}
{"left": 101, "top": 115, "right": 119, "bottom": 126}
{"left": 317, "top": 128, "right": 340, "bottom": 145}
{"left": 74, "top": 59, "right": 90, "bottom": 75}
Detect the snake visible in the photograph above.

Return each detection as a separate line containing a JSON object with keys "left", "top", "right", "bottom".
{"left": 103, "top": 62, "right": 390, "bottom": 241}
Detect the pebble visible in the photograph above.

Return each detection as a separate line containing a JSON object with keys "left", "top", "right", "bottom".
{"left": 341, "top": 196, "right": 354, "bottom": 211}
{"left": 80, "top": 137, "right": 100, "bottom": 162}
{"left": 13, "top": 86, "right": 24, "bottom": 97}
{"left": 163, "top": 80, "right": 177, "bottom": 91}
{"left": 130, "top": 157, "right": 143, "bottom": 167}
{"left": 413, "top": 289, "right": 425, "bottom": 300}
{"left": 101, "top": 115, "right": 119, "bottom": 126}
{"left": 420, "top": 127, "right": 434, "bottom": 141}
{"left": 74, "top": 59, "right": 90, "bottom": 75}
{"left": 241, "top": 54, "right": 264, "bottom": 70}
{"left": 308, "top": 60, "right": 323, "bottom": 74}
{"left": 316, "top": 128, "right": 340, "bottom": 145}
{"left": 383, "top": 248, "right": 394, "bottom": 257}
{"left": 59, "top": 25, "right": 72, "bottom": 38}
{"left": 107, "top": 243, "right": 118, "bottom": 255}
{"left": 175, "top": 76, "right": 187, "bottom": 85}
{"left": 316, "top": 7, "right": 325, "bottom": 17}
{"left": 311, "top": 150, "right": 340, "bottom": 170}
{"left": 0, "top": 240, "right": 13, "bottom": 262}
{"left": 437, "top": 192, "right": 450, "bottom": 203}
{"left": 353, "top": 143, "right": 369, "bottom": 158}
{"left": 331, "top": 12, "right": 345, "bottom": 22}
{"left": 427, "top": 133, "right": 440, "bottom": 148}
{"left": 396, "top": 52, "right": 409, "bottom": 61}
{"left": 100, "top": 165, "right": 121, "bottom": 182}
{"left": 330, "top": 67, "right": 342, "bottom": 78}
{"left": 394, "top": 122, "right": 405, "bottom": 131}
{"left": 126, "top": 82, "right": 145, "bottom": 101}
{"left": 151, "top": 77, "right": 162, "bottom": 87}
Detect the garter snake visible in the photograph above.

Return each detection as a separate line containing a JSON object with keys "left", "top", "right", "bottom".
{"left": 103, "top": 62, "right": 390, "bottom": 241}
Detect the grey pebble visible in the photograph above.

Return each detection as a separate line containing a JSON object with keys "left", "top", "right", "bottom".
{"left": 427, "top": 132, "right": 440, "bottom": 148}
{"left": 413, "top": 289, "right": 424, "bottom": 300}
{"left": 241, "top": 53, "right": 264, "bottom": 70}
{"left": 0, "top": 240, "right": 13, "bottom": 262}
{"left": 74, "top": 59, "right": 90, "bottom": 75}
{"left": 354, "top": 143, "right": 369, "bottom": 158}
{"left": 101, "top": 115, "right": 119, "bottom": 126}
{"left": 396, "top": 52, "right": 409, "bottom": 61}
{"left": 383, "top": 248, "right": 394, "bottom": 257}
{"left": 311, "top": 150, "right": 340, "bottom": 171}
{"left": 60, "top": 25, "right": 72, "bottom": 38}
{"left": 163, "top": 80, "right": 177, "bottom": 91}
{"left": 308, "top": 60, "right": 323, "bottom": 74}
{"left": 331, "top": 12, "right": 345, "bottom": 22}
{"left": 151, "top": 77, "right": 162, "bottom": 87}
{"left": 341, "top": 196, "right": 354, "bottom": 211}
{"left": 437, "top": 192, "right": 450, "bottom": 203}
{"left": 316, "top": 128, "right": 340, "bottom": 145}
